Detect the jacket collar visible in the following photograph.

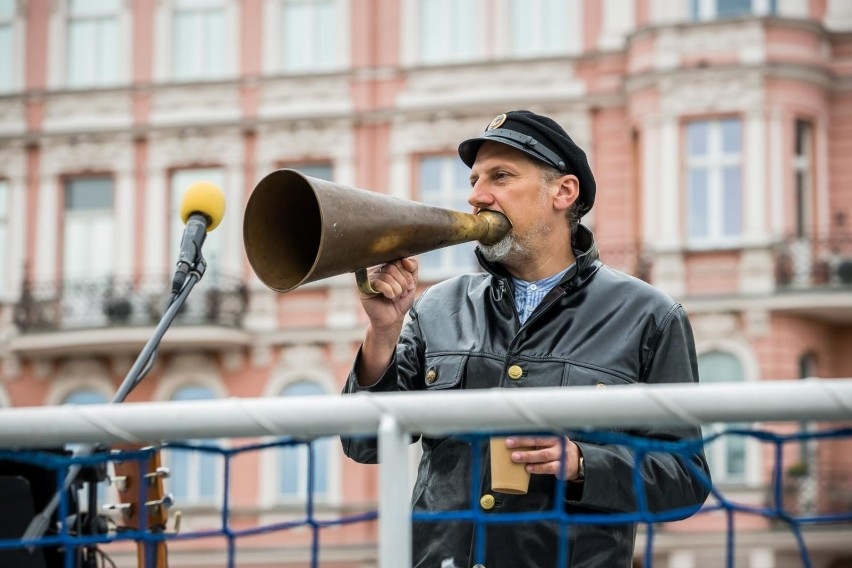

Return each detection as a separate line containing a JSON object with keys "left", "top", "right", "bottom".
{"left": 475, "top": 224, "right": 600, "bottom": 287}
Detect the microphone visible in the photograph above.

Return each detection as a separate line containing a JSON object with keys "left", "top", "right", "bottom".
{"left": 171, "top": 181, "right": 226, "bottom": 294}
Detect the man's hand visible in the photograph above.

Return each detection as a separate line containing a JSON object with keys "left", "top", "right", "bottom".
{"left": 360, "top": 257, "right": 419, "bottom": 330}
{"left": 506, "top": 436, "right": 583, "bottom": 482}
{"left": 357, "top": 257, "right": 419, "bottom": 386}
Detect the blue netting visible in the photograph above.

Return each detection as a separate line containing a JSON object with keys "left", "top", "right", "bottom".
{"left": 0, "top": 426, "right": 849, "bottom": 567}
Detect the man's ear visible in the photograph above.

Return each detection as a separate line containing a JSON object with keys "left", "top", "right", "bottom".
{"left": 553, "top": 175, "right": 580, "bottom": 211}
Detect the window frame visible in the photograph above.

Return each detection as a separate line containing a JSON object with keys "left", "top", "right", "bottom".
{"left": 698, "top": 349, "right": 760, "bottom": 487}
{"left": 416, "top": 155, "right": 480, "bottom": 280}
{"left": 413, "top": 0, "right": 483, "bottom": 65}
{"left": 690, "top": 0, "right": 777, "bottom": 21}
{"left": 0, "top": 179, "right": 8, "bottom": 298}
{"left": 503, "top": 0, "right": 578, "bottom": 58}
{"left": 163, "top": 384, "right": 225, "bottom": 507}
{"left": 65, "top": 0, "right": 122, "bottom": 88}
{"left": 684, "top": 117, "right": 744, "bottom": 249}
{"left": 275, "top": 381, "right": 333, "bottom": 504}
{"left": 0, "top": 0, "right": 22, "bottom": 93}
{"left": 153, "top": 0, "right": 236, "bottom": 84}
{"left": 262, "top": 0, "right": 348, "bottom": 75}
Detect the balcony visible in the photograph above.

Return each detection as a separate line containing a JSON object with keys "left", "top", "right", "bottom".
{"left": 774, "top": 234, "right": 852, "bottom": 290}
{"left": 9, "top": 275, "right": 250, "bottom": 358}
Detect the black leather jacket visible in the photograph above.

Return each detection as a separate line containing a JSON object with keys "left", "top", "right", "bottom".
{"left": 342, "top": 225, "right": 710, "bottom": 568}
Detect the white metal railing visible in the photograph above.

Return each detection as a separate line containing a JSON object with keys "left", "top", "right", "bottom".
{"left": 0, "top": 379, "right": 850, "bottom": 566}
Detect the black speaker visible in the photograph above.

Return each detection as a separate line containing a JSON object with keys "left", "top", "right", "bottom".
{"left": 0, "top": 450, "right": 80, "bottom": 568}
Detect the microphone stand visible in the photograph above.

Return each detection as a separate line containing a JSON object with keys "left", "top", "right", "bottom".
{"left": 22, "top": 257, "right": 208, "bottom": 555}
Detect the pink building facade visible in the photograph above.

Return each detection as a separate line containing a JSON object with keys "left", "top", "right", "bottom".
{"left": 0, "top": 0, "right": 851, "bottom": 566}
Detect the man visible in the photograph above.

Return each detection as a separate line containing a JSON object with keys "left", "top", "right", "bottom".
{"left": 341, "top": 110, "right": 710, "bottom": 567}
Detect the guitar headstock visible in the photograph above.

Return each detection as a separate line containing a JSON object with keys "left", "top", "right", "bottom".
{"left": 106, "top": 445, "right": 174, "bottom": 568}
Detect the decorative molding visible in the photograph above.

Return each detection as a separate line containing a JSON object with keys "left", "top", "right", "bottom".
{"left": 277, "top": 345, "right": 327, "bottom": 374}
{"left": 222, "top": 349, "right": 243, "bottom": 372}
{"left": 0, "top": 100, "right": 27, "bottom": 137}
{"left": 743, "top": 310, "right": 770, "bottom": 339}
{"left": 259, "top": 76, "right": 352, "bottom": 119}
{"left": 148, "top": 128, "right": 244, "bottom": 170}
{"left": 0, "top": 355, "right": 20, "bottom": 381}
{"left": 251, "top": 344, "right": 273, "bottom": 368}
{"left": 264, "top": 345, "right": 337, "bottom": 397}
{"left": 150, "top": 85, "right": 242, "bottom": 126}
{"left": 658, "top": 69, "right": 763, "bottom": 116}
{"left": 692, "top": 313, "right": 739, "bottom": 338}
{"left": 397, "top": 61, "right": 586, "bottom": 110}
{"left": 110, "top": 355, "right": 133, "bottom": 377}
{"left": 326, "top": 287, "right": 358, "bottom": 330}
{"left": 256, "top": 119, "right": 354, "bottom": 167}
{"left": 0, "top": 140, "right": 26, "bottom": 179}
{"left": 153, "top": 353, "right": 226, "bottom": 401}
{"left": 654, "top": 21, "right": 765, "bottom": 69}
{"left": 41, "top": 133, "right": 135, "bottom": 177}
{"left": 331, "top": 341, "right": 354, "bottom": 365}
{"left": 33, "top": 359, "right": 53, "bottom": 379}
{"left": 42, "top": 92, "right": 134, "bottom": 133}
{"left": 45, "top": 361, "right": 114, "bottom": 405}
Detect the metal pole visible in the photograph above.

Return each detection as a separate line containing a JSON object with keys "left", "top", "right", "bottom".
{"left": 378, "top": 414, "right": 411, "bottom": 568}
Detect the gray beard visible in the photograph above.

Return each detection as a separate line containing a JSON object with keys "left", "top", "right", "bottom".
{"left": 478, "top": 233, "right": 521, "bottom": 264}
{"left": 478, "top": 221, "right": 547, "bottom": 266}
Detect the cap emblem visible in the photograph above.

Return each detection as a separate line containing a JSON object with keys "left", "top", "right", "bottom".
{"left": 486, "top": 113, "right": 507, "bottom": 131}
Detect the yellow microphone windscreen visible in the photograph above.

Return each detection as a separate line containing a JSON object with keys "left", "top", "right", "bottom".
{"left": 180, "top": 181, "right": 226, "bottom": 232}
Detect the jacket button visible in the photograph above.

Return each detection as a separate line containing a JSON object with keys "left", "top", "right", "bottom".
{"left": 473, "top": 565, "right": 486, "bottom": 568}
{"left": 425, "top": 369, "right": 437, "bottom": 384}
{"left": 507, "top": 365, "right": 523, "bottom": 380}
{"left": 479, "top": 494, "right": 495, "bottom": 510}
{"left": 596, "top": 382, "right": 606, "bottom": 390}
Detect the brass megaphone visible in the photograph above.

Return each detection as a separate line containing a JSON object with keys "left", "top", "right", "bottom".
{"left": 243, "top": 169, "right": 512, "bottom": 293}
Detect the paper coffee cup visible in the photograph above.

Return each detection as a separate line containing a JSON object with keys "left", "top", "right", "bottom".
{"left": 489, "top": 437, "right": 531, "bottom": 495}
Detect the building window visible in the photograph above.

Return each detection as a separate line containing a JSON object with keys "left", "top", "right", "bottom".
{"left": 277, "top": 381, "right": 331, "bottom": 501}
{"left": 0, "top": 0, "right": 15, "bottom": 93}
{"left": 418, "top": 0, "right": 478, "bottom": 63}
{"left": 171, "top": 168, "right": 224, "bottom": 279}
{"left": 63, "top": 389, "right": 109, "bottom": 406}
{"left": 686, "top": 118, "right": 743, "bottom": 246}
{"left": 165, "top": 385, "right": 221, "bottom": 505}
{"left": 699, "top": 351, "right": 749, "bottom": 485}
{"left": 280, "top": 0, "right": 341, "bottom": 72}
{"left": 794, "top": 120, "right": 813, "bottom": 239}
{"left": 507, "top": 0, "right": 569, "bottom": 57}
{"left": 172, "top": 0, "right": 225, "bottom": 81}
{"left": 417, "top": 156, "right": 478, "bottom": 279}
{"left": 0, "top": 180, "right": 7, "bottom": 297}
{"left": 690, "top": 0, "right": 776, "bottom": 21}
{"left": 285, "top": 163, "right": 333, "bottom": 182}
{"left": 66, "top": 0, "right": 121, "bottom": 87}
{"left": 62, "top": 389, "right": 110, "bottom": 507}
{"left": 64, "top": 177, "right": 115, "bottom": 281}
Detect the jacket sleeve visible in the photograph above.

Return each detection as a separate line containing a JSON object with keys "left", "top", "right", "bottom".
{"left": 339, "top": 307, "right": 426, "bottom": 464}
{"left": 568, "top": 305, "right": 712, "bottom": 516}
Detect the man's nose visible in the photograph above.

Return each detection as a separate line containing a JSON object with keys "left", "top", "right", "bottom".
{"left": 468, "top": 180, "right": 494, "bottom": 210}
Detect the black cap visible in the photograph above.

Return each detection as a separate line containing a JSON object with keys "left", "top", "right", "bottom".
{"left": 458, "top": 110, "right": 596, "bottom": 215}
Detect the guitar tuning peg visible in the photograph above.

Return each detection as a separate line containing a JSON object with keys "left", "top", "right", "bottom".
{"left": 102, "top": 502, "right": 133, "bottom": 520}
{"left": 144, "top": 493, "right": 175, "bottom": 515}
{"left": 143, "top": 466, "right": 170, "bottom": 485}
{"left": 169, "top": 510, "right": 182, "bottom": 535}
{"left": 111, "top": 475, "right": 128, "bottom": 492}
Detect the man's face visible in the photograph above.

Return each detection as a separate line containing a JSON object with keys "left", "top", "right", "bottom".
{"left": 467, "top": 142, "right": 554, "bottom": 265}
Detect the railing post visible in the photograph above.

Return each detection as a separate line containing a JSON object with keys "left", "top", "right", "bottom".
{"left": 378, "top": 414, "right": 411, "bottom": 568}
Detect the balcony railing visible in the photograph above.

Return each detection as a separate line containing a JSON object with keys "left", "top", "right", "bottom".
{"left": 13, "top": 274, "right": 248, "bottom": 333}
{"left": 775, "top": 234, "right": 852, "bottom": 289}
